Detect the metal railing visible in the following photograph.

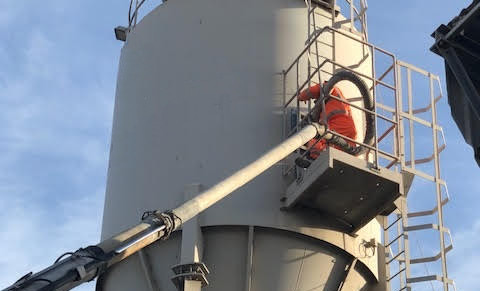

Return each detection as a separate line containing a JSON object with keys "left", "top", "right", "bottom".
{"left": 128, "top": 0, "right": 162, "bottom": 29}
{"left": 383, "top": 62, "right": 454, "bottom": 291}
{"left": 328, "top": 0, "right": 369, "bottom": 39}
{"left": 282, "top": 25, "right": 398, "bottom": 173}
{"left": 282, "top": 3, "right": 454, "bottom": 290}
{"left": 129, "top": 0, "right": 145, "bottom": 28}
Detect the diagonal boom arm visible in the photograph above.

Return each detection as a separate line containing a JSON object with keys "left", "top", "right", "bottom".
{"left": 3, "top": 123, "right": 324, "bottom": 291}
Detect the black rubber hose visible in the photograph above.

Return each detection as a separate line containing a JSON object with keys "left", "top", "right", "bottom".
{"left": 310, "top": 70, "right": 375, "bottom": 156}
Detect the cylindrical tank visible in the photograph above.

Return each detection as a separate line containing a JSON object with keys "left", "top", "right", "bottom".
{"left": 100, "top": 0, "right": 384, "bottom": 290}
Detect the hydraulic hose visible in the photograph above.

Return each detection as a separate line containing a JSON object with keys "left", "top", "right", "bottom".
{"left": 310, "top": 70, "right": 375, "bottom": 156}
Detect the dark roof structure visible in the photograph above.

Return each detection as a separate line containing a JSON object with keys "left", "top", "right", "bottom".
{"left": 431, "top": 0, "right": 480, "bottom": 166}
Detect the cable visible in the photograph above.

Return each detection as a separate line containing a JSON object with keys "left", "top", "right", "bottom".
{"left": 54, "top": 252, "right": 74, "bottom": 264}
{"left": 310, "top": 70, "right": 375, "bottom": 156}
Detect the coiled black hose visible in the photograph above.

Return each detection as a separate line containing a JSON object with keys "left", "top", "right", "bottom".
{"left": 310, "top": 70, "right": 375, "bottom": 156}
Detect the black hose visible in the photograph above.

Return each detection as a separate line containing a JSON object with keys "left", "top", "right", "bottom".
{"left": 310, "top": 70, "right": 375, "bottom": 156}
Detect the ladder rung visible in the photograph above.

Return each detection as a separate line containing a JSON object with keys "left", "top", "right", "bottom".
{"left": 385, "top": 233, "right": 403, "bottom": 247}
{"left": 404, "top": 223, "right": 438, "bottom": 231}
{"left": 407, "top": 198, "right": 449, "bottom": 218}
{"left": 386, "top": 250, "right": 404, "bottom": 265}
{"left": 387, "top": 267, "right": 406, "bottom": 282}
{"left": 404, "top": 223, "right": 450, "bottom": 232}
{"left": 385, "top": 215, "right": 402, "bottom": 231}
{"left": 407, "top": 275, "right": 439, "bottom": 283}
{"left": 407, "top": 275, "right": 454, "bottom": 284}
{"left": 410, "top": 244, "right": 453, "bottom": 264}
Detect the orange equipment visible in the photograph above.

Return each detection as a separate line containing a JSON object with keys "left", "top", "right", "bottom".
{"left": 298, "top": 83, "right": 357, "bottom": 159}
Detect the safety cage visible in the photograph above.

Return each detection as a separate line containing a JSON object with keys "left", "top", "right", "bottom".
{"left": 279, "top": 1, "right": 454, "bottom": 290}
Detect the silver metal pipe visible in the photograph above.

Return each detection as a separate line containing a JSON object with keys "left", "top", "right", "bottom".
{"left": 171, "top": 124, "right": 322, "bottom": 226}
{"left": 115, "top": 225, "right": 166, "bottom": 254}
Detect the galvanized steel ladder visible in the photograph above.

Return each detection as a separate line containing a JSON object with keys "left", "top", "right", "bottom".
{"left": 283, "top": 1, "right": 456, "bottom": 290}
{"left": 382, "top": 63, "right": 456, "bottom": 291}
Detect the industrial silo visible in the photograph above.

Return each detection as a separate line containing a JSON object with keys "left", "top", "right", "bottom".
{"left": 99, "top": 0, "right": 388, "bottom": 290}
{"left": 0, "top": 1, "right": 459, "bottom": 291}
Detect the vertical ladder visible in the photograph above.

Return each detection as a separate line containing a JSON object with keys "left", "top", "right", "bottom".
{"left": 383, "top": 198, "right": 410, "bottom": 291}
{"left": 288, "top": 4, "right": 457, "bottom": 289}
{"left": 383, "top": 193, "right": 455, "bottom": 291}
{"left": 305, "top": 0, "right": 369, "bottom": 84}
{"left": 383, "top": 66, "right": 456, "bottom": 291}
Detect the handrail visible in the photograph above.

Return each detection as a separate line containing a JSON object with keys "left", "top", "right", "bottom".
{"left": 282, "top": 23, "right": 447, "bottom": 177}
{"left": 404, "top": 144, "right": 446, "bottom": 166}
{"left": 128, "top": 0, "right": 149, "bottom": 29}
{"left": 282, "top": 23, "right": 400, "bottom": 171}
{"left": 284, "top": 56, "right": 396, "bottom": 110}
{"left": 412, "top": 95, "right": 442, "bottom": 115}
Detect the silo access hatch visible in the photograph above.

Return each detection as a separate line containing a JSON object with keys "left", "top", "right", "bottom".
{"left": 284, "top": 147, "right": 409, "bottom": 233}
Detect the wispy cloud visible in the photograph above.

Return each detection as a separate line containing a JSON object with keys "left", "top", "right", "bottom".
{"left": 0, "top": 2, "right": 116, "bottom": 290}
{"left": 449, "top": 220, "right": 480, "bottom": 290}
{"left": 0, "top": 1, "right": 479, "bottom": 291}
{"left": 0, "top": 190, "right": 103, "bottom": 289}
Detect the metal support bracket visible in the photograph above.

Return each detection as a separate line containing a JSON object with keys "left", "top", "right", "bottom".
{"left": 171, "top": 184, "right": 208, "bottom": 291}
{"left": 171, "top": 262, "right": 210, "bottom": 290}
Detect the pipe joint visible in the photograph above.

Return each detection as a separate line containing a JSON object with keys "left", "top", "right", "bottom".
{"left": 150, "top": 210, "right": 177, "bottom": 239}
{"left": 311, "top": 122, "right": 327, "bottom": 138}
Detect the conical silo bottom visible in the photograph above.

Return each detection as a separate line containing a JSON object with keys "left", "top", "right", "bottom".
{"left": 100, "top": 226, "right": 379, "bottom": 291}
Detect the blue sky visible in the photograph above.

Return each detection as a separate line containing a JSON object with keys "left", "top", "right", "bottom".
{"left": 0, "top": 1, "right": 478, "bottom": 291}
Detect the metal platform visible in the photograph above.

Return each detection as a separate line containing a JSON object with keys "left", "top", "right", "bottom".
{"left": 284, "top": 148, "right": 404, "bottom": 233}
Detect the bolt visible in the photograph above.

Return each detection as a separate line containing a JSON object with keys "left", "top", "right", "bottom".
{"left": 339, "top": 169, "right": 344, "bottom": 174}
